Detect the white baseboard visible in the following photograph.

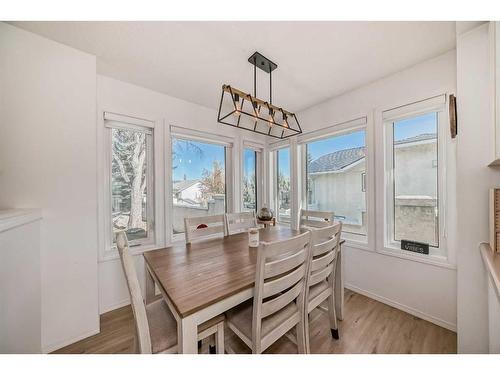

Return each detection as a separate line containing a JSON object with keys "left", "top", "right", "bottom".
{"left": 100, "top": 298, "right": 130, "bottom": 314}
{"left": 345, "top": 283, "right": 457, "bottom": 332}
{"left": 42, "top": 327, "right": 100, "bottom": 353}
{"left": 42, "top": 300, "right": 130, "bottom": 353}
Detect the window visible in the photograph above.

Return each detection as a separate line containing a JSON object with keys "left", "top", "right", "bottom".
{"left": 388, "top": 112, "right": 439, "bottom": 247}
{"left": 243, "top": 148, "right": 257, "bottom": 211}
{"left": 276, "top": 147, "right": 291, "bottom": 223}
{"left": 105, "top": 114, "right": 154, "bottom": 248}
{"left": 305, "top": 129, "right": 367, "bottom": 236}
{"left": 171, "top": 137, "right": 227, "bottom": 240}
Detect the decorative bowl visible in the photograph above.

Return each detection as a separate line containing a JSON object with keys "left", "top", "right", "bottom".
{"left": 257, "top": 206, "right": 274, "bottom": 221}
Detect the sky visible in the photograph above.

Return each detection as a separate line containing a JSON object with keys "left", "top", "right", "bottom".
{"left": 172, "top": 138, "right": 225, "bottom": 181}
{"left": 393, "top": 112, "right": 437, "bottom": 141}
{"left": 243, "top": 149, "right": 256, "bottom": 179}
{"left": 278, "top": 148, "right": 290, "bottom": 178}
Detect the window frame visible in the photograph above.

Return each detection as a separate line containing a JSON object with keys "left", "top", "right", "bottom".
{"left": 268, "top": 139, "right": 292, "bottom": 227}
{"left": 100, "top": 111, "right": 159, "bottom": 260}
{"left": 381, "top": 95, "right": 448, "bottom": 261}
{"left": 275, "top": 146, "right": 292, "bottom": 225}
{"left": 242, "top": 141, "right": 263, "bottom": 213}
{"left": 298, "top": 117, "right": 370, "bottom": 245}
{"left": 168, "top": 125, "right": 234, "bottom": 244}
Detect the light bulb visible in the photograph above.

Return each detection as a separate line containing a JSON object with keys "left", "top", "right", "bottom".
{"left": 283, "top": 113, "right": 289, "bottom": 128}
{"left": 268, "top": 108, "right": 274, "bottom": 127}
{"left": 252, "top": 101, "right": 259, "bottom": 120}
{"left": 233, "top": 93, "right": 241, "bottom": 118}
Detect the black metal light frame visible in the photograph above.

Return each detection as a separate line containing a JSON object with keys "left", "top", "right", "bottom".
{"left": 217, "top": 52, "right": 302, "bottom": 139}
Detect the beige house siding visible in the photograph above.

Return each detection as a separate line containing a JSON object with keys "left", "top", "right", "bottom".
{"left": 308, "top": 139, "right": 437, "bottom": 243}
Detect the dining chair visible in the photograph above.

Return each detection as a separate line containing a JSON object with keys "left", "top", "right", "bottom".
{"left": 304, "top": 222, "right": 342, "bottom": 353}
{"left": 184, "top": 214, "right": 226, "bottom": 244}
{"left": 299, "top": 209, "right": 334, "bottom": 229}
{"left": 116, "top": 231, "right": 225, "bottom": 354}
{"left": 225, "top": 231, "right": 312, "bottom": 353}
{"left": 225, "top": 211, "right": 258, "bottom": 235}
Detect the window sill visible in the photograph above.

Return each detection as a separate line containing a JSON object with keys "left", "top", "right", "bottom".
{"left": 342, "top": 238, "right": 371, "bottom": 252}
{"left": 99, "top": 243, "right": 160, "bottom": 263}
{"left": 376, "top": 246, "right": 456, "bottom": 270}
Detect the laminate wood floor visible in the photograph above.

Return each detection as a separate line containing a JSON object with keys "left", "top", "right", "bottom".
{"left": 53, "top": 290, "right": 457, "bottom": 354}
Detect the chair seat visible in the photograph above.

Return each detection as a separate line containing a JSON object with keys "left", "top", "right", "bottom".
{"left": 226, "top": 299, "right": 299, "bottom": 346}
{"left": 146, "top": 299, "right": 224, "bottom": 354}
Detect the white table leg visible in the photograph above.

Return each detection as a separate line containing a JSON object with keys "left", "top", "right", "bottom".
{"left": 178, "top": 315, "right": 198, "bottom": 354}
{"left": 334, "top": 244, "right": 344, "bottom": 320}
{"left": 145, "top": 264, "right": 155, "bottom": 305}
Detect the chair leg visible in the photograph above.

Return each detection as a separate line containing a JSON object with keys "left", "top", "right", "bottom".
{"left": 215, "top": 322, "right": 225, "bottom": 354}
{"left": 304, "top": 313, "right": 311, "bottom": 354}
{"left": 296, "top": 319, "right": 307, "bottom": 354}
{"left": 327, "top": 293, "right": 339, "bottom": 340}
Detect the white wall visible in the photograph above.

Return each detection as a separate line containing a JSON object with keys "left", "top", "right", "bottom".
{"left": 0, "top": 23, "right": 99, "bottom": 352}
{"left": 487, "top": 278, "right": 500, "bottom": 353}
{"left": 456, "top": 23, "right": 500, "bottom": 353}
{"left": 0, "top": 210, "right": 42, "bottom": 353}
{"left": 97, "top": 75, "right": 267, "bottom": 313}
{"left": 297, "top": 50, "right": 458, "bottom": 330}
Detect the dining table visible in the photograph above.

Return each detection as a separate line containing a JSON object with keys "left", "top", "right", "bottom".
{"left": 143, "top": 226, "right": 345, "bottom": 354}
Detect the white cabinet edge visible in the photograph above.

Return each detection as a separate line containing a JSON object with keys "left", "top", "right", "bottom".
{"left": 0, "top": 209, "right": 42, "bottom": 233}
{"left": 480, "top": 242, "right": 500, "bottom": 303}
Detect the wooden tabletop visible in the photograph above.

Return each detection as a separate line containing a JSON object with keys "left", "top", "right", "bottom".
{"left": 143, "top": 227, "right": 304, "bottom": 318}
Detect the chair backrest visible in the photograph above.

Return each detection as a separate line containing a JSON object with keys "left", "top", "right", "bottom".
{"left": 252, "top": 231, "right": 311, "bottom": 352}
{"left": 116, "top": 231, "right": 152, "bottom": 354}
{"left": 184, "top": 214, "right": 226, "bottom": 244}
{"left": 299, "top": 209, "right": 334, "bottom": 229}
{"left": 225, "top": 211, "right": 258, "bottom": 235}
{"left": 307, "top": 222, "right": 342, "bottom": 290}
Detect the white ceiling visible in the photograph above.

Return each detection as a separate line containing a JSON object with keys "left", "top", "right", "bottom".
{"left": 10, "top": 21, "right": 456, "bottom": 112}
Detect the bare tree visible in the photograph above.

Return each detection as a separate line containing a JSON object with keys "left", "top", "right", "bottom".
{"left": 112, "top": 129, "right": 147, "bottom": 230}
{"left": 277, "top": 171, "right": 290, "bottom": 210}
{"left": 243, "top": 173, "right": 256, "bottom": 209}
{"left": 199, "top": 160, "right": 225, "bottom": 204}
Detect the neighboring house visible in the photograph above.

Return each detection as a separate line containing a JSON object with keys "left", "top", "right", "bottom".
{"left": 308, "top": 146, "right": 366, "bottom": 230}
{"left": 171, "top": 178, "right": 226, "bottom": 235}
{"left": 172, "top": 179, "right": 202, "bottom": 206}
{"left": 308, "top": 133, "right": 437, "bottom": 243}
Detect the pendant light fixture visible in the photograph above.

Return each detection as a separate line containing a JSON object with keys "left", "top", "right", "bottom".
{"left": 217, "top": 52, "right": 302, "bottom": 139}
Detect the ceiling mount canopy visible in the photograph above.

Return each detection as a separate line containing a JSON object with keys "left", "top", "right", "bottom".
{"left": 217, "top": 51, "right": 302, "bottom": 139}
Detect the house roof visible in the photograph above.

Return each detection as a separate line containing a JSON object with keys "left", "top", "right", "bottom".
{"left": 308, "top": 133, "right": 436, "bottom": 173}
{"left": 395, "top": 133, "right": 436, "bottom": 145}
{"left": 308, "top": 147, "right": 366, "bottom": 173}
{"left": 172, "top": 179, "right": 199, "bottom": 193}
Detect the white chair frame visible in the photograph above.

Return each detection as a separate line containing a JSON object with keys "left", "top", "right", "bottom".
{"left": 303, "top": 222, "right": 342, "bottom": 353}
{"left": 226, "top": 231, "right": 312, "bottom": 353}
{"left": 225, "top": 211, "right": 258, "bottom": 235}
{"left": 299, "top": 209, "right": 334, "bottom": 229}
{"left": 184, "top": 214, "right": 226, "bottom": 244}
{"left": 116, "top": 231, "right": 225, "bottom": 354}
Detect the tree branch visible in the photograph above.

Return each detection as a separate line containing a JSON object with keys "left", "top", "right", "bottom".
{"left": 112, "top": 148, "right": 130, "bottom": 183}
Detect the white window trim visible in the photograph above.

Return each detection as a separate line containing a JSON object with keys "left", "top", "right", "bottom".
{"left": 269, "top": 141, "right": 293, "bottom": 227}
{"left": 167, "top": 125, "right": 235, "bottom": 244}
{"left": 242, "top": 140, "right": 265, "bottom": 213}
{"left": 379, "top": 94, "right": 450, "bottom": 263}
{"left": 98, "top": 110, "right": 165, "bottom": 262}
{"left": 297, "top": 116, "right": 374, "bottom": 248}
